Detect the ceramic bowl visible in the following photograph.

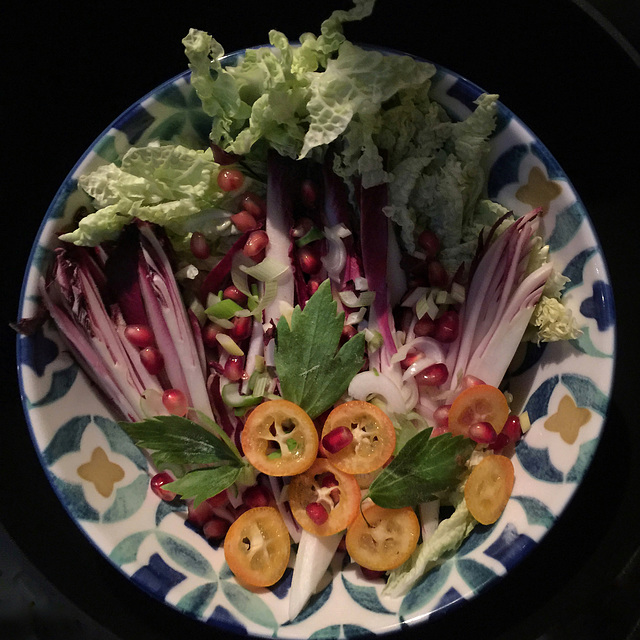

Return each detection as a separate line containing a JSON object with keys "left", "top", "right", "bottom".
{"left": 17, "top": 48, "right": 615, "bottom": 638}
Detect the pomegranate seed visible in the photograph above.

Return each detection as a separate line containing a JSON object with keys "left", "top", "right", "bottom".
{"left": 306, "top": 502, "right": 329, "bottom": 525}
{"left": 202, "top": 322, "right": 223, "bottom": 348}
{"left": 203, "top": 517, "right": 230, "bottom": 541}
{"left": 308, "top": 279, "right": 321, "bottom": 295}
{"left": 416, "top": 363, "right": 449, "bottom": 387}
{"left": 337, "top": 535, "right": 347, "bottom": 551}
{"left": 496, "top": 414, "right": 523, "bottom": 446}
{"left": 224, "top": 355, "right": 244, "bottom": 382}
{"left": 190, "top": 232, "right": 210, "bottom": 260}
{"left": 322, "top": 426, "right": 354, "bottom": 453}
{"left": 433, "top": 404, "right": 451, "bottom": 429}
{"left": 241, "top": 192, "right": 266, "bottom": 219}
{"left": 242, "top": 484, "right": 271, "bottom": 508}
{"left": 150, "top": 472, "right": 177, "bottom": 502}
{"left": 434, "top": 310, "right": 459, "bottom": 343}
{"left": 400, "top": 351, "right": 422, "bottom": 370}
{"left": 301, "top": 179, "right": 319, "bottom": 209}
{"left": 124, "top": 324, "right": 155, "bottom": 348}
{"left": 469, "top": 421, "right": 498, "bottom": 444}
{"left": 340, "top": 324, "right": 357, "bottom": 345}
{"left": 206, "top": 490, "right": 228, "bottom": 508}
{"left": 414, "top": 314, "right": 435, "bottom": 337}
{"left": 321, "top": 473, "right": 339, "bottom": 488}
{"left": 489, "top": 433, "right": 509, "bottom": 452}
{"left": 417, "top": 230, "right": 440, "bottom": 260}
{"left": 187, "top": 500, "right": 215, "bottom": 528}
{"left": 291, "top": 217, "right": 314, "bottom": 239}
{"left": 360, "top": 567, "right": 386, "bottom": 580}
{"left": 162, "top": 389, "right": 189, "bottom": 416}
{"left": 298, "top": 245, "right": 322, "bottom": 275}
{"left": 140, "top": 346, "right": 164, "bottom": 375}
{"left": 231, "top": 210, "right": 258, "bottom": 232}
{"left": 243, "top": 230, "right": 269, "bottom": 258}
{"left": 230, "top": 316, "right": 252, "bottom": 342}
{"left": 210, "top": 143, "right": 240, "bottom": 165}
{"left": 428, "top": 260, "right": 449, "bottom": 288}
{"left": 461, "top": 374, "right": 485, "bottom": 389}
{"left": 223, "top": 285, "right": 248, "bottom": 306}
{"left": 217, "top": 168, "right": 245, "bottom": 192}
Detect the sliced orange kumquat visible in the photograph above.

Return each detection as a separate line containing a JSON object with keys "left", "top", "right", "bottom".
{"left": 447, "top": 384, "right": 510, "bottom": 438}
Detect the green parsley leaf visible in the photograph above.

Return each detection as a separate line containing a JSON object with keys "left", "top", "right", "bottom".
{"left": 368, "top": 428, "right": 475, "bottom": 508}
{"left": 164, "top": 466, "right": 242, "bottom": 507}
{"left": 274, "top": 279, "right": 366, "bottom": 419}
{"left": 118, "top": 414, "right": 243, "bottom": 468}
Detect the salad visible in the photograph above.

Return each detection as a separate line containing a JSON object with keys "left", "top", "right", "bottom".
{"left": 27, "top": 0, "right": 581, "bottom": 621}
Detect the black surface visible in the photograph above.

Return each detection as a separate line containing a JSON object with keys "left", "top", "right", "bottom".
{"left": 2, "top": 1, "right": 640, "bottom": 639}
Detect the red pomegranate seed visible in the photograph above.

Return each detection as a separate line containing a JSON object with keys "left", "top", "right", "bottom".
{"left": 401, "top": 351, "right": 422, "bottom": 370}
{"left": 301, "top": 179, "right": 319, "bottom": 209}
{"left": 241, "top": 192, "right": 266, "bottom": 219}
{"left": 360, "top": 567, "right": 386, "bottom": 580}
{"left": 223, "top": 285, "right": 248, "bottom": 306}
{"left": 433, "top": 404, "right": 451, "bottom": 429}
{"left": 500, "top": 415, "right": 523, "bottom": 444}
{"left": 321, "top": 473, "right": 339, "bottom": 488}
{"left": 202, "top": 322, "right": 223, "bottom": 348}
{"left": 461, "top": 374, "right": 485, "bottom": 389}
{"left": 469, "top": 421, "right": 498, "bottom": 444}
{"left": 322, "top": 426, "right": 354, "bottom": 454}
{"left": 190, "top": 232, "right": 210, "bottom": 260}
{"left": 187, "top": 500, "right": 215, "bottom": 528}
{"left": 203, "top": 517, "right": 230, "bottom": 541}
{"left": 291, "top": 217, "right": 314, "bottom": 239}
{"left": 340, "top": 325, "right": 357, "bottom": 344}
{"left": 306, "top": 502, "right": 329, "bottom": 525}
{"left": 150, "top": 472, "right": 177, "bottom": 502}
{"left": 298, "top": 245, "right": 322, "bottom": 275}
{"left": 231, "top": 210, "right": 258, "bottom": 232}
{"left": 224, "top": 356, "right": 244, "bottom": 382}
{"left": 434, "top": 310, "right": 459, "bottom": 343}
{"left": 242, "top": 484, "right": 271, "bottom": 508}
{"left": 217, "top": 168, "right": 245, "bottom": 192}
{"left": 243, "top": 230, "right": 269, "bottom": 258}
{"left": 162, "top": 389, "right": 189, "bottom": 416}
{"left": 124, "top": 324, "right": 155, "bottom": 348}
{"left": 417, "top": 230, "right": 440, "bottom": 260}
{"left": 416, "top": 363, "right": 449, "bottom": 387}
{"left": 140, "top": 346, "right": 164, "bottom": 375}
{"left": 230, "top": 316, "right": 252, "bottom": 342}
{"left": 428, "top": 260, "right": 449, "bottom": 288}
{"left": 206, "top": 490, "right": 228, "bottom": 508}
{"left": 414, "top": 314, "right": 435, "bottom": 337}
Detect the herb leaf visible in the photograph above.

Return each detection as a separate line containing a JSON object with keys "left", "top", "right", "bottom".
{"left": 118, "top": 414, "right": 242, "bottom": 467}
{"left": 368, "top": 428, "right": 475, "bottom": 508}
{"left": 165, "top": 466, "right": 242, "bottom": 506}
{"left": 274, "top": 279, "right": 366, "bottom": 419}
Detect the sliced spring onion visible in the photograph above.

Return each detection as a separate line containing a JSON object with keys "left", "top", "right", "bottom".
{"left": 206, "top": 298, "right": 243, "bottom": 320}
{"left": 338, "top": 290, "right": 376, "bottom": 308}
{"left": 416, "top": 289, "right": 439, "bottom": 320}
{"left": 345, "top": 307, "right": 367, "bottom": 326}
{"left": 221, "top": 382, "right": 264, "bottom": 408}
{"left": 240, "top": 256, "right": 289, "bottom": 282}
{"left": 216, "top": 333, "right": 244, "bottom": 356}
{"left": 295, "top": 226, "right": 324, "bottom": 247}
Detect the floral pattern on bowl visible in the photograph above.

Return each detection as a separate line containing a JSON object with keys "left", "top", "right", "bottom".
{"left": 17, "top": 49, "right": 615, "bottom": 638}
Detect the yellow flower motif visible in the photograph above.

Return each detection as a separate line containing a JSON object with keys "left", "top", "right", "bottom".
{"left": 544, "top": 395, "right": 591, "bottom": 444}
{"left": 515, "top": 166, "right": 562, "bottom": 214}
{"left": 77, "top": 446, "right": 125, "bottom": 497}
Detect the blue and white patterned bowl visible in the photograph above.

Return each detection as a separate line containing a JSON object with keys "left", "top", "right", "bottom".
{"left": 16, "top": 48, "right": 615, "bottom": 638}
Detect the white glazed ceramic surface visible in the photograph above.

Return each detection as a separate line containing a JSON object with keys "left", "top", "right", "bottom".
{"left": 17, "top": 49, "right": 615, "bottom": 638}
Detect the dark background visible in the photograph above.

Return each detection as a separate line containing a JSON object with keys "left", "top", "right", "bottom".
{"left": 2, "top": 1, "right": 640, "bottom": 639}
